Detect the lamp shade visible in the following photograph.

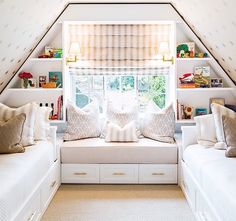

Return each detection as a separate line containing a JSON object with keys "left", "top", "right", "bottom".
{"left": 69, "top": 42, "right": 80, "bottom": 55}
{"left": 158, "top": 42, "right": 170, "bottom": 55}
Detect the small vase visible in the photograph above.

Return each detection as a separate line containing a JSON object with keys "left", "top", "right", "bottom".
{"left": 22, "top": 78, "right": 29, "bottom": 88}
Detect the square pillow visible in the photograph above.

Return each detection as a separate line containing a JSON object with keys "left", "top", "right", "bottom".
{"left": 141, "top": 103, "right": 175, "bottom": 143}
{"left": 34, "top": 106, "right": 52, "bottom": 140}
{"left": 194, "top": 114, "right": 217, "bottom": 146}
{"left": 211, "top": 103, "right": 236, "bottom": 149}
{"left": 64, "top": 100, "right": 101, "bottom": 141}
{"left": 105, "top": 121, "right": 138, "bottom": 142}
{"left": 222, "top": 115, "right": 236, "bottom": 157}
{"left": 0, "top": 113, "right": 26, "bottom": 154}
{"left": 0, "top": 102, "right": 37, "bottom": 146}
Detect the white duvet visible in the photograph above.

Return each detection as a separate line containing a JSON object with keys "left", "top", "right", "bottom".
{"left": 0, "top": 141, "right": 54, "bottom": 221}
{"left": 183, "top": 144, "right": 236, "bottom": 221}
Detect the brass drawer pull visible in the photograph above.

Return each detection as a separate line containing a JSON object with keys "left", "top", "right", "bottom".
{"left": 113, "top": 172, "right": 126, "bottom": 176}
{"left": 27, "top": 212, "right": 35, "bottom": 221}
{"left": 152, "top": 172, "right": 165, "bottom": 176}
{"left": 50, "top": 180, "right": 56, "bottom": 188}
{"left": 74, "top": 172, "right": 87, "bottom": 176}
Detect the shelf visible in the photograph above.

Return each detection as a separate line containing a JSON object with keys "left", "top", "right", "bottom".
{"left": 29, "top": 58, "right": 62, "bottom": 62}
{"left": 8, "top": 88, "right": 63, "bottom": 92}
{"left": 176, "top": 120, "right": 195, "bottom": 124}
{"left": 176, "top": 57, "right": 212, "bottom": 61}
{"left": 177, "top": 87, "right": 236, "bottom": 92}
{"left": 49, "top": 120, "right": 65, "bottom": 123}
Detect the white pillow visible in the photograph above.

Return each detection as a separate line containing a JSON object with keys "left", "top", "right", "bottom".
{"left": 64, "top": 100, "right": 101, "bottom": 141}
{"left": 34, "top": 106, "right": 52, "bottom": 140}
{"left": 194, "top": 114, "right": 217, "bottom": 146}
{"left": 211, "top": 103, "right": 236, "bottom": 149}
{"left": 105, "top": 121, "right": 138, "bottom": 142}
{"left": 141, "top": 103, "right": 175, "bottom": 143}
{"left": 0, "top": 102, "right": 37, "bottom": 146}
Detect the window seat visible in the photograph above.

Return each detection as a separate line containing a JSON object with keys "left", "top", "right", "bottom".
{"left": 60, "top": 137, "right": 178, "bottom": 184}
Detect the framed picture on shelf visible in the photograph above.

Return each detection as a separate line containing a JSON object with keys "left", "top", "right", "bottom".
{"left": 211, "top": 78, "right": 223, "bottom": 88}
{"left": 209, "top": 98, "right": 225, "bottom": 113}
{"left": 195, "top": 108, "right": 208, "bottom": 116}
{"left": 39, "top": 76, "right": 47, "bottom": 87}
{"left": 49, "top": 72, "right": 62, "bottom": 88}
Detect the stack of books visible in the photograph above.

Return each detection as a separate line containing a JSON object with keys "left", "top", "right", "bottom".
{"left": 179, "top": 73, "right": 195, "bottom": 88}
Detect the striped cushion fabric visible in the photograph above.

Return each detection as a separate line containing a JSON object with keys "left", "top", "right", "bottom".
{"left": 211, "top": 103, "right": 236, "bottom": 149}
{"left": 105, "top": 121, "right": 138, "bottom": 142}
{"left": 0, "top": 103, "right": 37, "bottom": 146}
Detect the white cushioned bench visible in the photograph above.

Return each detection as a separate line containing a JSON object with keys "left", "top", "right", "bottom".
{"left": 61, "top": 138, "right": 178, "bottom": 184}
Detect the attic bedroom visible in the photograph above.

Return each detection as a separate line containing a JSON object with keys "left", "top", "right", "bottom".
{"left": 0, "top": 1, "right": 235, "bottom": 221}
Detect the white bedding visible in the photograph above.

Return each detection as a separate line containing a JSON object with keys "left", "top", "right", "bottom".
{"left": 0, "top": 141, "right": 54, "bottom": 221}
{"left": 183, "top": 144, "right": 236, "bottom": 221}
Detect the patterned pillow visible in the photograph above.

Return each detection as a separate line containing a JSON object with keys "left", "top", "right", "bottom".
{"left": 105, "top": 121, "right": 138, "bottom": 142}
{"left": 64, "top": 101, "right": 101, "bottom": 141}
{"left": 0, "top": 102, "right": 37, "bottom": 146}
{"left": 211, "top": 103, "right": 236, "bottom": 149}
{"left": 0, "top": 113, "right": 26, "bottom": 154}
{"left": 141, "top": 103, "right": 175, "bottom": 143}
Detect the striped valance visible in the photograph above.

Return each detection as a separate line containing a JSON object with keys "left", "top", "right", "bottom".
{"left": 68, "top": 24, "right": 171, "bottom": 68}
{"left": 69, "top": 67, "right": 170, "bottom": 76}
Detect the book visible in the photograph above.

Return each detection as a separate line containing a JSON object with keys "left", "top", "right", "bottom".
{"left": 194, "top": 66, "right": 210, "bottom": 88}
{"left": 49, "top": 72, "right": 62, "bottom": 88}
{"left": 177, "top": 42, "right": 195, "bottom": 58}
{"left": 179, "top": 83, "right": 196, "bottom": 88}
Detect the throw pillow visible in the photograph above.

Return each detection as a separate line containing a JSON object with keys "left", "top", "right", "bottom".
{"left": 0, "top": 102, "right": 37, "bottom": 146}
{"left": 34, "top": 106, "right": 52, "bottom": 140}
{"left": 141, "top": 103, "right": 175, "bottom": 143}
{"left": 194, "top": 114, "right": 217, "bottom": 146}
{"left": 222, "top": 115, "right": 236, "bottom": 157}
{"left": 105, "top": 121, "right": 138, "bottom": 142}
{"left": 64, "top": 101, "right": 101, "bottom": 141}
{"left": 0, "top": 113, "right": 26, "bottom": 154}
{"left": 211, "top": 103, "right": 236, "bottom": 149}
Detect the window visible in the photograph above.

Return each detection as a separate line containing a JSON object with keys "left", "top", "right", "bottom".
{"left": 71, "top": 74, "right": 168, "bottom": 112}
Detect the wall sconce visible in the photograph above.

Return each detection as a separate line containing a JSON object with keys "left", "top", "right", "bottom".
{"left": 158, "top": 42, "right": 174, "bottom": 65}
{"left": 67, "top": 42, "right": 80, "bottom": 63}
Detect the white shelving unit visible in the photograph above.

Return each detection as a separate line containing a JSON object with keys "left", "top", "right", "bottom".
{"left": 175, "top": 22, "right": 236, "bottom": 125}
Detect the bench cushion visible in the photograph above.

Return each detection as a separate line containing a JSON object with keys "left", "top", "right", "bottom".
{"left": 61, "top": 138, "right": 177, "bottom": 164}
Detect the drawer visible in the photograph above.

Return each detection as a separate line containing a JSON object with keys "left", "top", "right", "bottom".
{"left": 41, "top": 161, "right": 60, "bottom": 212}
{"left": 61, "top": 164, "right": 99, "bottom": 183}
{"left": 139, "top": 164, "right": 177, "bottom": 184}
{"left": 100, "top": 164, "right": 138, "bottom": 183}
{"left": 16, "top": 190, "right": 41, "bottom": 221}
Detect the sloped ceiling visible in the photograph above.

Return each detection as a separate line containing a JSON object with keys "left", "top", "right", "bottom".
{"left": 0, "top": 0, "right": 235, "bottom": 93}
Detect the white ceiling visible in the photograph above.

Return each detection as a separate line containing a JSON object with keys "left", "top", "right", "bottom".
{"left": 0, "top": 0, "right": 235, "bottom": 93}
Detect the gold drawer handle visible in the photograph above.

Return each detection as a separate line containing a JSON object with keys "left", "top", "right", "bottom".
{"left": 74, "top": 172, "right": 87, "bottom": 176}
{"left": 113, "top": 172, "right": 126, "bottom": 176}
{"left": 152, "top": 172, "right": 165, "bottom": 176}
{"left": 27, "top": 212, "right": 35, "bottom": 221}
{"left": 50, "top": 180, "right": 56, "bottom": 188}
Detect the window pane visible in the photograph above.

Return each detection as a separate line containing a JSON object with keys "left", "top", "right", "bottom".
{"left": 121, "top": 76, "right": 135, "bottom": 92}
{"left": 106, "top": 76, "right": 120, "bottom": 91}
{"left": 93, "top": 76, "right": 104, "bottom": 90}
{"left": 91, "top": 90, "right": 104, "bottom": 113}
{"left": 149, "top": 76, "right": 166, "bottom": 94}
{"left": 138, "top": 76, "right": 149, "bottom": 92}
{"left": 75, "top": 76, "right": 91, "bottom": 93}
{"left": 153, "top": 94, "right": 166, "bottom": 109}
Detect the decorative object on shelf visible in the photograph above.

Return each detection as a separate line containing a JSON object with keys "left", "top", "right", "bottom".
{"left": 211, "top": 78, "right": 223, "bottom": 88}
{"left": 67, "top": 42, "right": 81, "bottom": 63}
{"left": 184, "top": 106, "right": 194, "bottom": 119}
{"left": 179, "top": 73, "right": 195, "bottom": 88}
{"left": 194, "top": 66, "right": 210, "bottom": 88}
{"left": 45, "top": 46, "right": 54, "bottom": 57}
{"left": 158, "top": 41, "right": 174, "bottom": 64}
{"left": 41, "top": 82, "right": 57, "bottom": 88}
{"left": 49, "top": 71, "right": 62, "bottom": 88}
{"left": 18, "top": 72, "right": 33, "bottom": 88}
{"left": 53, "top": 48, "right": 62, "bottom": 58}
{"left": 28, "top": 78, "right": 36, "bottom": 88}
{"left": 38, "top": 46, "right": 62, "bottom": 59}
{"left": 209, "top": 98, "right": 225, "bottom": 113}
{"left": 39, "top": 76, "right": 47, "bottom": 87}
{"left": 195, "top": 108, "right": 208, "bottom": 116}
{"left": 177, "top": 42, "right": 195, "bottom": 58}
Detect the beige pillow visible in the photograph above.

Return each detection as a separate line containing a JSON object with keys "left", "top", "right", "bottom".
{"left": 0, "top": 113, "right": 26, "bottom": 154}
{"left": 222, "top": 115, "right": 236, "bottom": 157}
